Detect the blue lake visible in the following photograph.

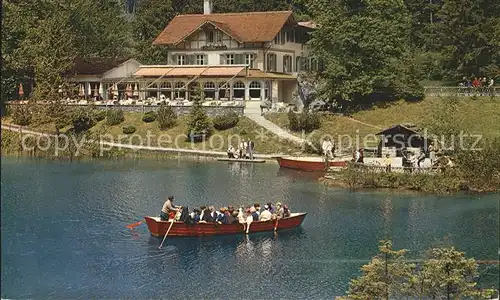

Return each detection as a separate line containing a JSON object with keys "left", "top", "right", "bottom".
{"left": 1, "top": 157, "right": 499, "bottom": 298}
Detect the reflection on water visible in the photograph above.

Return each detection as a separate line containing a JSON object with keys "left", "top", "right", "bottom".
{"left": 1, "top": 158, "right": 498, "bottom": 299}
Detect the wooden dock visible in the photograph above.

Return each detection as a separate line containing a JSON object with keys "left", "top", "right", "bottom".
{"left": 217, "top": 158, "right": 266, "bottom": 163}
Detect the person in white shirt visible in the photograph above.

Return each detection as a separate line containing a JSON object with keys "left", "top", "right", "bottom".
{"left": 322, "top": 138, "right": 334, "bottom": 159}
{"left": 259, "top": 205, "right": 273, "bottom": 221}
{"left": 227, "top": 144, "right": 235, "bottom": 158}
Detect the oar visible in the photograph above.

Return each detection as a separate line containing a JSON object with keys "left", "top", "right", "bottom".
{"left": 126, "top": 220, "right": 143, "bottom": 229}
{"left": 158, "top": 220, "right": 175, "bottom": 249}
{"left": 274, "top": 219, "right": 279, "bottom": 231}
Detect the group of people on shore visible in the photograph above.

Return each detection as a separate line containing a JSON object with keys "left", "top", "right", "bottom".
{"left": 227, "top": 139, "right": 255, "bottom": 159}
{"left": 160, "top": 196, "right": 291, "bottom": 229}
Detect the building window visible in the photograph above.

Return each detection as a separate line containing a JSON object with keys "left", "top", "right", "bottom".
{"left": 218, "top": 81, "right": 229, "bottom": 99}
{"left": 207, "top": 31, "right": 214, "bottom": 43}
{"left": 266, "top": 53, "right": 277, "bottom": 72}
{"left": 232, "top": 81, "right": 245, "bottom": 99}
{"left": 177, "top": 55, "right": 186, "bottom": 65}
{"left": 296, "top": 56, "right": 301, "bottom": 72}
{"left": 215, "top": 30, "right": 223, "bottom": 43}
{"left": 249, "top": 81, "right": 261, "bottom": 99}
{"left": 245, "top": 54, "right": 255, "bottom": 68}
{"left": 283, "top": 55, "right": 293, "bottom": 73}
{"left": 174, "top": 82, "right": 185, "bottom": 99}
{"left": 196, "top": 55, "right": 206, "bottom": 65}
{"left": 203, "top": 81, "right": 216, "bottom": 99}
{"left": 274, "top": 31, "right": 283, "bottom": 44}
{"left": 225, "top": 54, "right": 234, "bottom": 64}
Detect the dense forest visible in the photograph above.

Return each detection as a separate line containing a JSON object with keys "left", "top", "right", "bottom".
{"left": 2, "top": 0, "right": 499, "bottom": 106}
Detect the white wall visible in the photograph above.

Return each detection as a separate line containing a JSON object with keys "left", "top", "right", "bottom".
{"left": 103, "top": 59, "right": 141, "bottom": 80}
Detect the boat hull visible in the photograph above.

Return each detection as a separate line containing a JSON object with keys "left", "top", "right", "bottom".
{"left": 145, "top": 213, "right": 307, "bottom": 237}
{"left": 276, "top": 157, "right": 347, "bottom": 172}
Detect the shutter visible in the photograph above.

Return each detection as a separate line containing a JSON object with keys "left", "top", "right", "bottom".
{"left": 188, "top": 55, "right": 195, "bottom": 65}
{"left": 204, "top": 55, "right": 208, "bottom": 65}
{"left": 235, "top": 54, "right": 244, "bottom": 64}
{"left": 219, "top": 54, "right": 225, "bottom": 65}
{"left": 171, "top": 54, "right": 177, "bottom": 65}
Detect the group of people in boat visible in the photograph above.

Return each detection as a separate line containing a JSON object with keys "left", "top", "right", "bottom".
{"left": 160, "top": 196, "right": 291, "bottom": 226}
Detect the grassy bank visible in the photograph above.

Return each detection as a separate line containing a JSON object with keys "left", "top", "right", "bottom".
{"left": 2, "top": 110, "right": 303, "bottom": 157}
{"left": 266, "top": 97, "right": 500, "bottom": 148}
{"left": 320, "top": 159, "right": 500, "bottom": 194}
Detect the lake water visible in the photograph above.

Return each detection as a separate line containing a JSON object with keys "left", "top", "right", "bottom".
{"left": 1, "top": 157, "right": 499, "bottom": 298}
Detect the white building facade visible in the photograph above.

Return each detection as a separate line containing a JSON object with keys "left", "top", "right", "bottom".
{"left": 133, "top": 0, "right": 317, "bottom": 106}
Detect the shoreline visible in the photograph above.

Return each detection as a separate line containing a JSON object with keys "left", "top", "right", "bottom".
{"left": 1, "top": 124, "right": 280, "bottom": 162}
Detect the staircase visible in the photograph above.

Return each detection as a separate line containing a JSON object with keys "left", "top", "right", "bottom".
{"left": 244, "top": 102, "right": 307, "bottom": 145}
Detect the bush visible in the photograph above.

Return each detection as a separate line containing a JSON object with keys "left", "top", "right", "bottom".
{"left": 187, "top": 86, "right": 212, "bottom": 139}
{"left": 142, "top": 111, "right": 157, "bottom": 123}
{"left": 303, "top": 140, "right": 323, "bottom": 155}
{"left": 94, "top": 110, "right": 106, "bottom": 121}
{"left": 10, "top": 105, "right": 32, "bottom": 126}
{"left": 106, "top": 109, "right": 124, "bottom": 126}
{"left": 288, "top": 110, "right": 321, "bottom": 133}
{"left": 72, "top": 108, "right": 96, "bottom": 133}
{"left": 122, "top": 125, "right": 136, "bottom": 134}
{"left": 213, "top": 112, "right": 239, "bottom": 130}
{"left": 156, "top": 105, "right": 176, "bottom": 129}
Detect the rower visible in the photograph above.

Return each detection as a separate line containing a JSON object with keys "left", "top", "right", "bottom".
{"left": 160, "top": 196, "right": 181, "bottom": 221}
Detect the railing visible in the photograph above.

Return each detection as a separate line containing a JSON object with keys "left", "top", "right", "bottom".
{"left": 423, "top": 86, "right": 500, "bottom": 97}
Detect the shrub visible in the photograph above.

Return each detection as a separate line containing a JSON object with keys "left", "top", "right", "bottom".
{"left": 156, "top": 105, "right": 176, "bottom": 130}
{"left": 94, "top": 110, "right": 106, "bottom": 121}
{"left": 213, "top": 112, "right": 239, "bottom": 130}
{"left": 303, "top": 140, "right": 323, "bottom": 155}
{"left": 187, "top": 86, "right": 212, "bottom": 139}
{"left": 72, "top": 108, "right": 96, "bottom": 133}
{"left": 106, "top": 109, "right": 124, "bottom": 126}
{"left": 10, "top": 105, "right": 32, "bottom": 126}
{"left": 122, "top": 125, "right": 136, "bottom": 134}
{"left": 288, "top": 110, "right": 299, "bottom": 131}
{"left": 142, "top": 111, "right": 157, "bottom": 123}
{"left": 288, "top": 110, "right": 321, "bottom": 133}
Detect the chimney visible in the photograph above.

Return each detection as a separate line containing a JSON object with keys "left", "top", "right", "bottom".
{"left": 204, "top": 0, "right": 212, "bottom": 14}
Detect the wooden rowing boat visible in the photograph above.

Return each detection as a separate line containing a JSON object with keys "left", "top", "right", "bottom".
{"left": 217, "top": 158, "right": 266, "bottom": 163}
{"left": 276, "top": 156, "right": 348, "bottom": 172}
{"left": 144, "top": 212, "right": 307, "bottom": 237}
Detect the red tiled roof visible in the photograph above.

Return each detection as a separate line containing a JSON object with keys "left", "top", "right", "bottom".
{"left": 153, "top": 11, "right": 295, "bottom": 45}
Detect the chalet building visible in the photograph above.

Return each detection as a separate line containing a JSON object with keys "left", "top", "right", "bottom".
{"left": 132, "top": 0, "right": 317, "bottom": 106}
{"left": 69, "top": 58, "right": 141, "bottom": 100}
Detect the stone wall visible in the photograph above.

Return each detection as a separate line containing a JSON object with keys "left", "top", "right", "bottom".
{"left": 6, "top": 103, "right": 245, "bottom": 117}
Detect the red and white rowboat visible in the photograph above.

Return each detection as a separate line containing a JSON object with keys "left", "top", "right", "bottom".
{"left": 144, "top": 213, "right": 307, "bottom": 237}
{"left": 276, "top": 156, "right": 348, "bottom": 172}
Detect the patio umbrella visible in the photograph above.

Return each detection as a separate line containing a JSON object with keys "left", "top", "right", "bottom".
{"left": 133, "top": 83, "right": 139, "bottom": 96}
{"left": 79, "top": 84, "right": 85, "bottom": 97}
{"left": 18, "top": 83, "right": 24, "bottom": 99}
{"left": 99, "top": 83, "right": 104, "bottom": 97}
{"left": 126, "top": 84, "right": 133, "bottom": 98}
{"left": 93, "top": 85, "right": 99, "bottom": 97}
{"left": 113, "top": 83, "right": 119, "bottom": 96}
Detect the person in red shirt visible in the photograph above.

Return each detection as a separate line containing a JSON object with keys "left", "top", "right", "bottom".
{"left": 472, "top": 77, "right": 481, "bottom": 87}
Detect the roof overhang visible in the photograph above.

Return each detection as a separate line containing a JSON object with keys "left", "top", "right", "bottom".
{"left": 133, "top": 65, "right": 247, "bottom": 78}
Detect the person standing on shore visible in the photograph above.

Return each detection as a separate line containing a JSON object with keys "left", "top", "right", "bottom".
{"left": 247, "top": 138, "right": 255, "bottom": 160}
{"left": 322, "top": 138, "right": 334, "bottom": 160}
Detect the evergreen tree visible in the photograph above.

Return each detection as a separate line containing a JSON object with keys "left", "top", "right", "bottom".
{"left": 436, "top": 0, "right": 500, "bottom": 78}
{"left": 308, "top": 0, "right": 423, "bottom": 109}
{"left": 348, "top": 240, "right": 415, "bottom": 299}
{"left": 187, "top": 84, "right": 212, "bottom": 140}
{"left": 132, "top": 0, "right": 175, "bottom": 64}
